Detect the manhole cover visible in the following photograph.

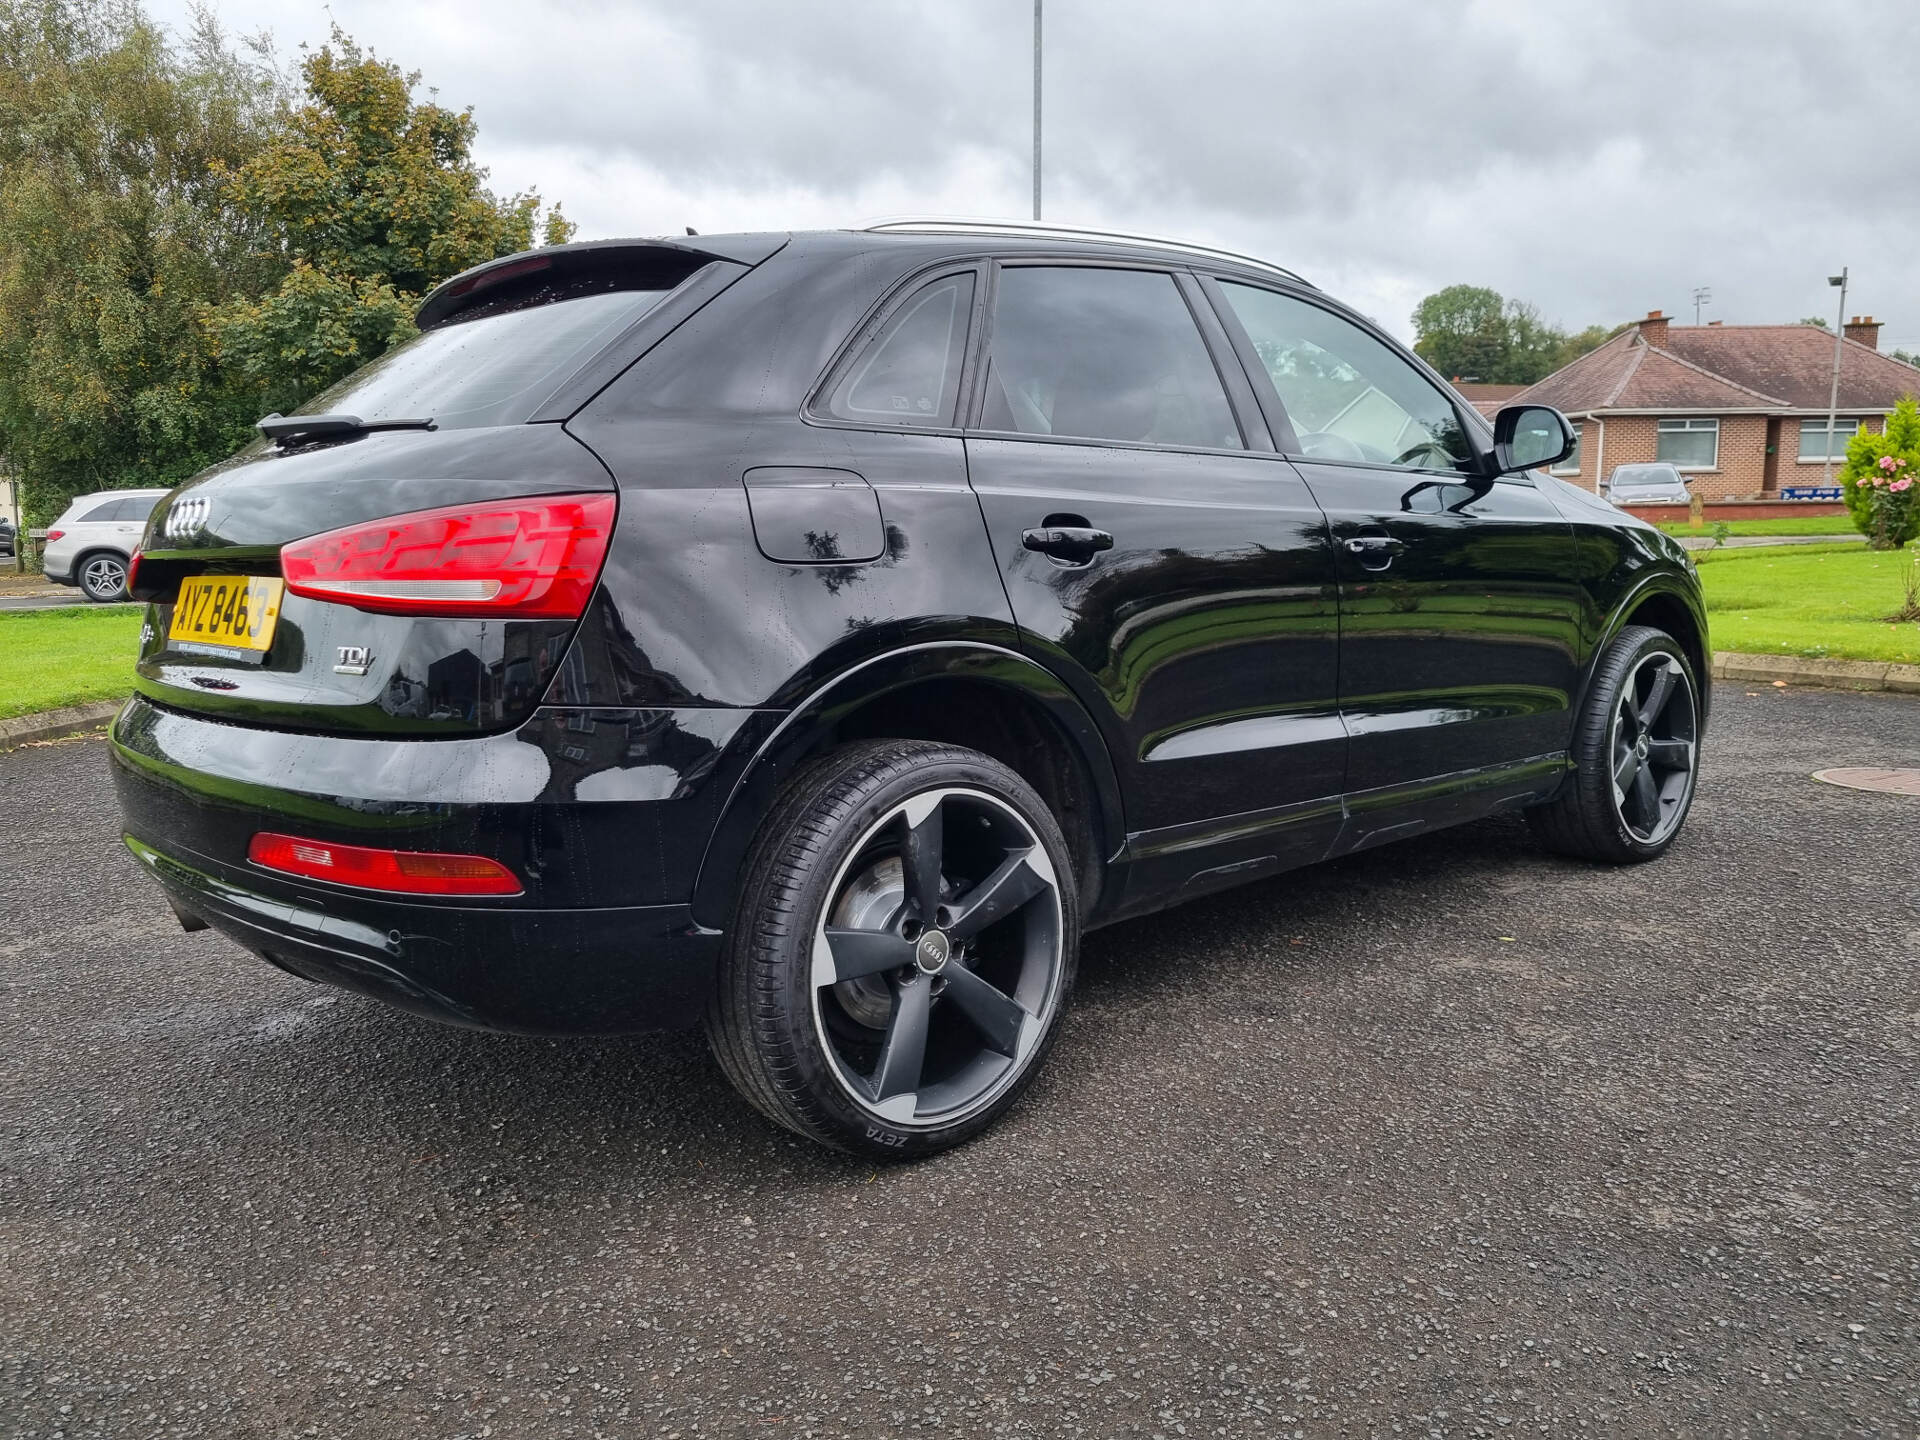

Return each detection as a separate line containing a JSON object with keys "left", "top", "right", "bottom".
{"left": 1813, "top": 767, "right": 1920, "bottom": 796}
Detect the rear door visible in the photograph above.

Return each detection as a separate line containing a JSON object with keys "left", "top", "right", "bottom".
{"left": 108, "top": 494, "right": 160, "bottom": 552}
{"left": 1207, "top": 279, "right": 1583, "bottom": 843}
{"left": 964, "top": 262, "right": 1344, "bottom": 892}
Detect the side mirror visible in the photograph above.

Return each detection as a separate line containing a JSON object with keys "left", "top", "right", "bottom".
{"left": 1492, "top": 404, "right": 1575, "bottom": 474}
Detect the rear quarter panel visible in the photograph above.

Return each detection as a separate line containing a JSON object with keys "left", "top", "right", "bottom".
{"left": 559, "top": 238, "right": 1022, "bottom": 712}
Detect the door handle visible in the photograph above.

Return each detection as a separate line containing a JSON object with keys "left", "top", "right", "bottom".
{"left": 1344, "top": 533, "right": 1405, "bottom": 570}
{"left": 1022, "top": 525, "right": 1114, "bottom": 562}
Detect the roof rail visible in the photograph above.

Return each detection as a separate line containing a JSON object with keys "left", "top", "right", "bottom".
{"left": 859, "top": 216, "right": 1313, "bottom": 288}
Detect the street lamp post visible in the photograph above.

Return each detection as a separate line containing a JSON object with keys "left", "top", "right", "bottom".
{"left": 1822, "top": 268, "right": 1848, "bottom": 485}
{"left": 1032, "top": 0, "right": 1043, "bottom": 221}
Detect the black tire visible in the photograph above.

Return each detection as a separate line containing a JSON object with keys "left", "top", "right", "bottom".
{"left": 706, "top": 738, "right": 1079, "bottom": 1159}
{"left": 77, "top": 550, "right": 129, "bottom": 603}
{"left": 1528, "top": 624, "right": 1701, "bottom": 863}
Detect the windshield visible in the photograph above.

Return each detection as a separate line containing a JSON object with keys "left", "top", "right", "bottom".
{"left": 294, "top": 288, "right": 673, "bottom": 431}
{"left": 1612, "top": 466, "right": 1680, "bottom": 487}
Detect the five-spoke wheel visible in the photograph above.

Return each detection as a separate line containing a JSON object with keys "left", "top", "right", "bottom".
{"left": 79, "top": 553, "right": 129, "bottom": 603}
{"left": 1608, "top": 651, "right": 1697, "bottom": 845}
{"left": 707, "top": 739, "right": 1078, "bottom": 1157}
{"left": 811, "top": 786, "right": 1064, "bottom": 1128}
{"left": 1529, "top": 623, "right": 1702, "bottom": 862}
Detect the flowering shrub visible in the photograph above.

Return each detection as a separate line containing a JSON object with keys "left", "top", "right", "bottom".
{"left": 1839, "top": 395, "right": 1920, "bottom": 548}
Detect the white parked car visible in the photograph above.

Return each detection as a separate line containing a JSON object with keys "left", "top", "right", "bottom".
{"left": 42, "top": 489, "right": 170, "bottom": 602}
{"left": 1602, "top": 463, "right": 1692, "bottom": 506}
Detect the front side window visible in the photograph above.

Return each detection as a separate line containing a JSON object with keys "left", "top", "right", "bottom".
{"left": 824, "top": 273, "right": 974, "bottom": 427}
{"left": 1219, "top": 282, "right": 1472, "bottom": 471}
{"left": 1798, "top": 417, "right": 1859, "bottom": 461}
{"left": 1656, "top": 417, "right": 1719, "bottom": 469}
{"left": 979, "top": 267, "right": 1242, "bottom": 450}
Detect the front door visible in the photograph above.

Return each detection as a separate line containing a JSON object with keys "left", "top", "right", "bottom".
{"left": 1207, "top": 278, "right": 1584, "bottom": 844}
{"left": 964, "top": 264, "right": 1344, "bottom": 896}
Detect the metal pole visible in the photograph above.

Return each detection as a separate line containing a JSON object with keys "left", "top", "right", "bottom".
{"left": 1032, "top": 0, "right": 1042, "bottom": 221}
{"left": 1822, "top": 267, "right": 1848, "bottom": 484}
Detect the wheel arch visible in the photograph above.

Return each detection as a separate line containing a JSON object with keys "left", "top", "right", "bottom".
{"left": 691, "top": 642, "right": 1125, "bottom": 931}
{"left": 1597, "top": 573, "right": 1712, "bottom": 723}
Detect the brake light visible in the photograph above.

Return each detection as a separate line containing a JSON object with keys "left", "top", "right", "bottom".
{"left": 46, "top": 529, "right": 65, "bottom": 542}
{"left": 279, "top": 493, "right": 616, "bottom": 618}
{"left": 127, "top": 549, "right": 141, "bottom": 591}
{"left": 248, "top": 832, "right": 523, "bottom": 896}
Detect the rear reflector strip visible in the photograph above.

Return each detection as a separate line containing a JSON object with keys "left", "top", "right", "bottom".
{"left": 279, "top": 493, "right": 615, "bottom": 619}
{"left": 247, "top": 832, "right": 523, "bottom": 897}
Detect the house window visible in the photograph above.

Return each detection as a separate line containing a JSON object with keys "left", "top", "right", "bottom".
{"left": 1656, "top": 417, "right": 1719, "bottom": 470}
{"left": 1798, "top": 417, "right": 1859, "bottom": 462}
{"left": 1550, "top": 425, "right": 1582, "bottom": 475}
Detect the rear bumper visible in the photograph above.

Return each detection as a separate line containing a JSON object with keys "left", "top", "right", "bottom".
{"left": 109, "top": 693, "right": 769, "bottom": 1033}
{"left": 122, "top": 834, "right": 721, "bottom": 1033}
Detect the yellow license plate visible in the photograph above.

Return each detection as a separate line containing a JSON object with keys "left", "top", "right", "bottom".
{"left": 167, "top": 575, "right": 285, "bottom": 654}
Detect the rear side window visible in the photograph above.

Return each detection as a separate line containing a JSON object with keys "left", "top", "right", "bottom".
{"left": 823, "top": 273, "right": 974, "bottom": 427}
{"left": 81, "top": 497, "right": 149, "bottom": 522}
{"left": 980, "top": 267, "right": 1242, "bottom": 450}
{"left": 293, "top": 288, "right": 676, "bottom": 432}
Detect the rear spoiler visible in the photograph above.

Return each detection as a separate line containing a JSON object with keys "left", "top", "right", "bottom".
{"left": 416, "top": 234, "right": 789, "bottom": 331}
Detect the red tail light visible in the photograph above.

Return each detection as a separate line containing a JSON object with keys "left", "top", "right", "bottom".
{"left": 127, "top": 549, "right": 141, "bottom": 591}
{"left": 248, "top": 832, "right": 523, "bottom": 897}
{"left": 279, "top": 493, "right": 616, "bottom": 618}
{"left": 46, "top": 529, "right": 65, "bottom": 542}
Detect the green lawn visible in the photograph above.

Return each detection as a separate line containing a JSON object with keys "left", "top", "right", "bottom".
{"left": 0, "top": 606, "right": 143, "bottom": 721}
{"left": 1659, "top": 514, "right": 1860, "bottom": 538}
{"left": 1696, "top": 542, "right": 1919, "bottom": 664}
{"left": 1, "top": 547, "right": 1914, "bottom": 725}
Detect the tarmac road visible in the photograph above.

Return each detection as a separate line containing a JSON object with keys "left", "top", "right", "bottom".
{"left": 2, "top": 684, "right": 1916, "bottom": 1438}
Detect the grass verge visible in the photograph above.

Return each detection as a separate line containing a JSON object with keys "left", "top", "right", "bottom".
{"left": 0, "top": 606, "right": 143, "bottom": 720}
{"left": 1659, "top": 515, "right": 1860, "bottom": 538}
{"left": 1696, "top": 542, "right": 1919, "bottom": 664}
{"left": 1, "top": 547, "right": 1914, "bottom": 725}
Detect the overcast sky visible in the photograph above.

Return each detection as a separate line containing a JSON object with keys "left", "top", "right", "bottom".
{"left": 150, "top": 0, "right": 1920, "bottom": 350}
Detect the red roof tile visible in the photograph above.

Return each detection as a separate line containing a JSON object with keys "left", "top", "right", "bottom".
{"left": 1662, "top": 326, "right": 1920, "bottom": 409}
{"left": 1514, "top": 322, "right": 1920, "bottom": 415}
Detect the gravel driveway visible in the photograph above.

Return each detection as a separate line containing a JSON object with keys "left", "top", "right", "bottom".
{"left": 3, "top": 685, "right": 1916, "bottom": 1438}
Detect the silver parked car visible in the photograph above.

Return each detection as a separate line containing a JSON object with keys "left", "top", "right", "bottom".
{"left": 1602, "top": 462, "right": 1691, "bottom": 505}
{"left": 42, "top": 489, "right": 170, "bottom": 602}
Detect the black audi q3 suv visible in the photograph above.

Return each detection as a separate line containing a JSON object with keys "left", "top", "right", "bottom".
{"left": 113, "top": 221, "right": 1707, "bottom": 1156}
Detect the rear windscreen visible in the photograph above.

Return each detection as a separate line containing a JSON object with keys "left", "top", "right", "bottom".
{"left": 291, "top": 287, "right": 677, "bottom": 431}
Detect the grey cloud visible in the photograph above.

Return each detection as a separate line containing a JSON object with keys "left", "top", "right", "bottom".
{"left": 161, "top": 0, "right": 1920, "bottom": 341}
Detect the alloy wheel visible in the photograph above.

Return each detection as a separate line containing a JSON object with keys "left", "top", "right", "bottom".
{"left": 82, "top": 554, "right": 127, "bottom": 600}
{"left": 1609, "top": 651, "right": 1697, "bottom": 845}
{"left": 810, "top": 787, "right": 1065, "bottom": 1128}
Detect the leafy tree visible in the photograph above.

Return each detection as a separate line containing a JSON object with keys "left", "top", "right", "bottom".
{"left": 1800, "top": 316, "right": 1830, "bottom": 329}
{"left": 1411, "top": 285, "right": 1508, "bottom": 383}
{"left": 209, "top": 28, "right": 574, "bottom": 417}
{"left": 0, "top": 0, "right": 279, "bottom": 524}
{"left": 0, "top": 8, "right": 574, "bottom": 531}
{"left": 1411, "top": 285, "right": 1614, "bottom": 386}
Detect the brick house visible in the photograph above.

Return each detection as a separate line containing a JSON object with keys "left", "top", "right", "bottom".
{"left": 1510, "top": 311, "right": 1920, "bottom": 498}
{"left": 1453, "top": 382, "right": 1527, "bottom": 419}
